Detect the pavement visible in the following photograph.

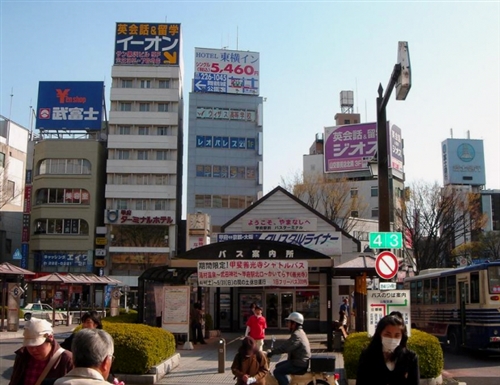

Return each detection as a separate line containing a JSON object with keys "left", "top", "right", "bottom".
{"left": 1, "top": 324, "right": 463, "bottom": 385}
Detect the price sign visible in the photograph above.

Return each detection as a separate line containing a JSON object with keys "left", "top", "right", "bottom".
{"left": 369, "top": 232, "right": 403, "bottom": 249}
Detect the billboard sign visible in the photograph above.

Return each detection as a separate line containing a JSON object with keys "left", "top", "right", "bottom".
{"left": 390, "top": 124, "right": 404, "bottom": 173}
{"left": 442, "top": 139, "right": 485, "bottom": 186}
{"left": 367, "top": 290, "right": 411, "bottom": 337}
{"left": 324, "top": 122, "right": 378, "bottom": 173}
{"left": 194, "top": 48, "right": 259, "bottom": 95}
{"left": 114, "top": 22, "right": 181, "bottom": 65}
{"left": 36, "top": 81, "right": 104, "bottom": 130}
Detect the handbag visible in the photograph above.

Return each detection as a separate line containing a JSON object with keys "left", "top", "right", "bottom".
{"left": 34, "top": 347, "right": 65, "bottom": 385}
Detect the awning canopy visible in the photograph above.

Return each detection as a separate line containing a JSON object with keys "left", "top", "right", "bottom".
{"left": 139, "top": 266, "right": 197, "bottom": 284}
{"left": 30, "top": 273, "right": 122, "bottom": 285}
{"left": 0, "top": 262, "right": 35, "bottom": 276}
{"left": 333, "top": 254, "right": 378, "bottom": 277}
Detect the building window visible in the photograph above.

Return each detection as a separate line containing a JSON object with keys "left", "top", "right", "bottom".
{"left": 371, "top": 207, "right": 379, "bottom": 218}
{"left": 344, "top": 119, "right": 351, "bottom": 124}
{"left": 154, "top": 200, "right": 166, "bottom": 210}
{"left": 159, "top": 80, "right": 170, "bottom": 88}
{"left": 34, "top": 218, "right": 89, "bottom": 235}
{"left": 350, "top": 188, "right": 358, "bottom": 197}
{"left": 35, "top": 188, "right": 90, "bottom": 205}
{"left": 117, "top": 150, "right": 130, "bottom": 160}
{"left": 135, "top": 199, "right": 148, "bottom": 210}
{"left": 371, "top": 186, "right": 378, "bottom": 197}
{"left": 156, "top": 150, "right": 168, "bottom": 160}
{"left": 118, "top": 126, "right": 130, "bottom": 135}
{"left": 351, "top": 210, "right": 359, "bottom": 218}
{"left": 0, "top": 152, "right": 5, "bottom": 168}
{"left": 140, "top": 80, "right": 151, "bottom": 88}
{"left": 114, "top": 174, "right": 130, "bottom": 185}
{"left": 120, "top": 102, "right": 132, "bottom": 111}
{"left": 38, "top": 159, "right": 91, "bottom": 175}
{"left": 139, "top": 103, "right": 150, "bottom": 112}
{"left": 138, "top": 127, "right": 149, "bottom": 135}
{"left": 137, "top": 150, "right": 149, "bottom": 160}
{"left": 157, "top": 126, "right": 172, "bottom": 136}
{"left": 121, "top": 79, "right": 133, "bottom": 88}
{"left": 158, "top": 103, "right": 169, "bottom": 112}
{"left": 116, "top": 199, "right": 128, "bottom": 209}
{"left": 136, "top": 174, "right": 149, "bottom": 185}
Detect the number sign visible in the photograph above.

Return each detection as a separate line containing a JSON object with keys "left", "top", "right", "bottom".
{"left": 369, "top": 232, "right": 402, "bottom": 249}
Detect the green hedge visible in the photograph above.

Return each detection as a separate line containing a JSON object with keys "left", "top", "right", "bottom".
{"left": 343, "top": 329, "right": 443, "bottom": 379}
{"left": 0, "top": 306, "right": 24, "bottom": 319}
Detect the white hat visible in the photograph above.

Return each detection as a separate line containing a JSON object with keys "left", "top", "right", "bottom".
{"left": 23, "top": 318, "right": 53, "bottom": 347}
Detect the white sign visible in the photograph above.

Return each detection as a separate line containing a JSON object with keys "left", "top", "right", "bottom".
{"left": 95, "top": 249, "right": 106, "bottom": 257}
{"left": 197, "top": 260, "right": 309, "bottom": 287}
{"left": 162, "top": 286, "right": 190, "bottom": 334}
{"left": 242, "top": 218, "right": 317, "bottom": 232}
{"left": 217, "top": 232, "right": 342, "bottom": 255}
{"left": 379, "top": 282, "right": 397, "bottom": 290}
{"left": 366, "top": 290, "right": 411, "bottom": 337}
{"left": 194, "top": 48, "right": 260, "bottom": 95}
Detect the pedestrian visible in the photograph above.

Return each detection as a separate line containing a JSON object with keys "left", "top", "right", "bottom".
{"left": 54, "top": 328, "right": 116, "bottom": 385}
{"left": 338, "top": 310, "right": 348, "bottom": 339}
{"left": 356, "top": 314, "right": 419, "bottom": 385}
{"left": 245, "top": 303, "right": 267, "bottom": 351}
{"left": 9, "top": 317, "right": 74, "bottom": 385}
{"left": 340, "top": 298, "right": 349, "bottom": 317}
{"left": 190, "top": 302, "right": 206, "bottom": 345}
{"left": 266, "top": 312, "right": 311, "bottom": 385}
{"left": 231, "top": 336, "right": 269, "bottom": 385}
{"left": 60, "top": 311, "right": 102, "bottom": 351}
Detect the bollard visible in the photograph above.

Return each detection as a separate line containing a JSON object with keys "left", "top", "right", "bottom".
{"left": 218, "top": 338, "right": 226, "bottom": 373}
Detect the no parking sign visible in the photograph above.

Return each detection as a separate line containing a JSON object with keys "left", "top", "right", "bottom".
{"left": 375, "top": 251, "right": 399, "bottom": 280}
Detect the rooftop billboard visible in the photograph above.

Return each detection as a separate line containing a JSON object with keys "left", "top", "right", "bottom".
{"left": 114, "top": 22, "right": 181, "bottom": 65}
{"left": 194, "top": 48, "right": 259, "bottom": 95}
{"left": 442, "top": 138, "right": 485, "bottom": 186}
{"left": 35, "top": 81, "right": 104, "bottom": 130}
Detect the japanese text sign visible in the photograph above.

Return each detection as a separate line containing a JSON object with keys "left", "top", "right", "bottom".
{"left": 194, "top": 48, "right": 259, "bottom": 95}
{"left": 367, "top": 290, "right": 411, "bottom": 337}
{"left": 242, "top": 218, "right": 317, "bottom": 232}
{"left": 217, "top": 232, "right": 342, "bottom": 255}
{"left": 42, "top": 252, "right": 88, "bottom": 267}
{"left": 36, "top": 81, "right": 104, "bottom": 130}
{"left": 115, "top": 22, "right": 181, "bottom": 65}
{"left": 197, "top": 260, "right": 308, "bottom": 287}
{"left": 390, "top": 125, "right": 404, "bottom": 172}
{"left": 324, "top": 122, "right": 378, "bottom": 173}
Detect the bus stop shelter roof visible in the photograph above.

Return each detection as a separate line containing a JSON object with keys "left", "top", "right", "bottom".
{"left": 30, "top": 273, "right": 122, "bottom": 285}
{"left": 0, "top": 262, "right": 35, "bottom": 276}
{"left": 333, "top": 254, "right": 378, "bottom": 277}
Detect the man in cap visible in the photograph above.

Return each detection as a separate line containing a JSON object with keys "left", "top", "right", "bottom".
{"left": 54, "top": 328, "right": 115, "bottom": 385}
{"left": 9, "top": 317, "right": 73, "bottom": 385}
{"left": 245, "top": 303, "right": 267, "bottom": 351}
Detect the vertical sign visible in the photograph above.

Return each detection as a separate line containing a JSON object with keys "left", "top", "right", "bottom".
{"left": 366, "top": 290, "right": 411, "bottom": 337}
{"left": 162, "top": 286, "right": 190, "bottom": 334}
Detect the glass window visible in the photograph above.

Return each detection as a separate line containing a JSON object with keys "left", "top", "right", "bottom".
{"left": 423, "top": 280, "right": 431, "bottom": 304}
{"left": 121, "top": 79, "right": 132, "bottom": 88}
{"left": 136, "top": 200, "right": 148, "bottom": 210}
{"left": 371, "top": 186, "right": 378, "bottom": 197}
{"left": 350, "top": 188, "right": 358, "bottom": 197}
{"left": 157, "top": 127, "right": 169, "bottom": 136}
{"left": 195, "top": 195, "right": 204, "bottom": 208}
{"left": 140, "top": 80, "right": 151, "bottom": 88}
{"left": 66, "top": 159, "right": 82, "bottom": 174}
{"left": 439, "top": 277, "right": 446, "bottom": 303}
{"left": 139, "top": 103, "right": 150, "bottom": 112}
{"left": 204, "top": 195, "right": 212, "bottom": 208}
{"left": 295, "top": 290, "right": 320, "bottom": 320}
{"left": 120, "top": 102, "right": 132, "bottom": 111}
{"left": 155, "top": 175, "right": 167, "bottom": 185}
{"left": 137, "top": 150, "right": 148, "bottom": 160}
{"left": 117, "top": 150, "right": 130, "bottom": 160}
{"left": 158, "top": 103, "right": 169, "bottom": 112}
{"left": 416, "top": 280, "right": 423, "bottom": 304}
{"left": 446, "top": 275, "right": 456, "bottom": 304}
{"left": 136, "top": 174, "right": 149, "bottom": 185}
{"left": 154, "top": 200, "right": 166, "bottom": 210}
{"left": 431, "top": 278, "right": 438, "bottom": 304}
{"left": 470, "top": 272, "right": 480, "bottom": 303}
{"left": 230, "top": 196, "right": 239, "bottom": 209}
{"left": 488, "top": 266, "right": 500, "bottom": 294}
{"left": 118, "top": 126, "right": 131, "bottom": 135}
{"left": 371, "top": 207, "right": 379, "bottom": 218}
{"left": 222, "top": 195, "right": 229, "bottom": 208}
{"left": 0, "top": 152, "right": 5, "bottom": 168}
{"left": 351, "top": 210, "right": 359, "bottom": 218}
{"left": 159, "top": 80, "right": 170, "bottom": 88}
{"left": 138, "top": 127, "right": 149, "bottom": 135}
{"left": 116, "top": 199, "right": 128, "bottom": 209}
{"left": 156, "top": 150, "right": 168, "bottom": 160}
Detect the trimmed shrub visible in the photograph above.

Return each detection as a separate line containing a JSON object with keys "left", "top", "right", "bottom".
{"left": 103, "top": 311, "right": 138, "bottom": 324}
{"left": 343, "top": 329, "right": 443, "bottom": 379}
{"left": 105, "top": 322, "right": 176, "bottom": 375}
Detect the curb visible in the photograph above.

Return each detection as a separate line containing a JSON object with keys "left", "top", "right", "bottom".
{"left": 116, "top": 353, "right": 181, "bottom": 384}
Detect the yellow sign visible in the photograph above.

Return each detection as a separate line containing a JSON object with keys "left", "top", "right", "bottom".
{"left": 94, "top": 259, "right": 107, "bottom": 267}
{"left": 95, "top": 237, "right": 107, "bottom": 245}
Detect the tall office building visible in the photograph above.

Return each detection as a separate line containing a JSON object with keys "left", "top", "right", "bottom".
{"left": 186, "top": 48, "right": 263, "bottom": 233}
{"left": 104, "top": 22, "right": 184, "bottom": 290}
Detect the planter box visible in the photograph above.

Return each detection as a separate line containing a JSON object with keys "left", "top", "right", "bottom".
{"left": 116, "top": 353, "right": 180, "bottom": 384}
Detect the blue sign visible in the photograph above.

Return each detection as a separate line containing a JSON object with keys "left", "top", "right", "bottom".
{"left": 42, "top": 252, "right": 88, "bottom": 267}
{"left": 114, "top": 22, "right": 181, "bottom": 66}
{"left": 21, "top": 244, "right": 28, "bottom": 268}
{"left": 13, "top": 248, "right": 22, "bottom": 260}
{"left": 36, "top": 81, "right": 104, "bottom": 130}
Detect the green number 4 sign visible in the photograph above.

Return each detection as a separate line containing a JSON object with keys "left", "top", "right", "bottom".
{"left": 369, "top": 232, "right": 403, "bottom": 249}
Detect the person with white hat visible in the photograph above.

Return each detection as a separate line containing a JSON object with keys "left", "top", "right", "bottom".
{"left": 9, "top": 318, "right": 73, "bottom": 385}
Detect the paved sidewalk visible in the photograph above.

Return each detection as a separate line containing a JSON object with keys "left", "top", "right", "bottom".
{"left": 156, "top": 332, "right": 344, "bottom": 385}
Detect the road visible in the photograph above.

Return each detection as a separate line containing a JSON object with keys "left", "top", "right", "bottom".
{"left": 442, "top": 348, "right": 500, "bottom": 385}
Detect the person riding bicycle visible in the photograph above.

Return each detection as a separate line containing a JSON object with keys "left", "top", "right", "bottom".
{"left": 266, "top": 312, "right": 311, "bottom": 385}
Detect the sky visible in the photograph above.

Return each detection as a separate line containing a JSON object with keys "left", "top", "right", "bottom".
{"left": 1, "top": 1, "right": 499, "bottom": 205}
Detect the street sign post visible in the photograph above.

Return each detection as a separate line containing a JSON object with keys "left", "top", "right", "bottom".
{"left": 369, "top": 232, "right": 403, "bottom": 249}
{"left": 375, "top": 251, "right": 399, "bottom": 280}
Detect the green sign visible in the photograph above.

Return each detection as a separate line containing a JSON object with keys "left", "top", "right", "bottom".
{"left": 369, "top": 232, "right": 403, "bottom": 249}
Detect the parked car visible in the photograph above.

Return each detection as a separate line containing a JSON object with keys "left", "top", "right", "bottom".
{"left": 22, "top": 302, "right": 68, "bottom": 322}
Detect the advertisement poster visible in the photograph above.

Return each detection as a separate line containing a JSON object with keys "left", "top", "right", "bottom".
{"left": 162, "top": 286, "right": 190, "bottom": 334}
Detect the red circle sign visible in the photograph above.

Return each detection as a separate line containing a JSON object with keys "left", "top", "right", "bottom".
{"left": 375, "top": 251, "right": 399, "bottom": 280}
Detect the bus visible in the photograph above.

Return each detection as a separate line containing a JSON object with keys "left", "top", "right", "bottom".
{"left": 403, "top": 261, "right": 500, "bottom": 352}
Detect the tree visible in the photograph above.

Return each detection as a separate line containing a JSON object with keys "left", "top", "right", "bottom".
{"left": 280, "top": 171, "right": 369, "bottom": 234}
{"left": 396, "top": 181, "right": 487, "bottom": 273}
{"left": 452, "top": 231, "right": 500, "bottom": 261}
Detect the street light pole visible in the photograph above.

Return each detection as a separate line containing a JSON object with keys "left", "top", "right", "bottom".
{"left": 377, "top": 64, "right": 402, "bottom": 232}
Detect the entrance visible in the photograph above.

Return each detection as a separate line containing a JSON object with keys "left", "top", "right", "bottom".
{"left": 265, "top": 291, "right": 294, "bottom": 329}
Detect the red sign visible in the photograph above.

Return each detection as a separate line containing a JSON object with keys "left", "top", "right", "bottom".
{"left": 375, "top": 251, "right": 399, "bottom": 280}
{"left": 24, "top": 185, "right": 32, "bottom": 213}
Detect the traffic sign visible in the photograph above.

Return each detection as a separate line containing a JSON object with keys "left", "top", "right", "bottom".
{"left": 375, "top": 251, "right": 399, "bottom": 280}
{"left": 369, "top": 232, "right": 403, "bottom": 249}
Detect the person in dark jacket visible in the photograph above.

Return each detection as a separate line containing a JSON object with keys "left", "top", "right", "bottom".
{"left": 356, "top": 314, "right": 419, "bottom": 385}
{"left": 9, "top": 318, "right": 74, "bottom": 385}
{"left": 60, "top": 311, "right": 102, "bottom": 351}
{"left": 266, "top": 312, "right": 311, "bottom": 385}
{"left": 231, "top": 336, "right": 269, "bottom": 385}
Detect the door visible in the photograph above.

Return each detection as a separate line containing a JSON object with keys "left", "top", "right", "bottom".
{"left": 265, "top": 291, "right": 294, "bottom": 329}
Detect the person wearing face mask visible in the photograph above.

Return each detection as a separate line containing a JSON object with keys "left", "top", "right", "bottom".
{"left": 356, "top": 314, "right": 419, "bottom": 385}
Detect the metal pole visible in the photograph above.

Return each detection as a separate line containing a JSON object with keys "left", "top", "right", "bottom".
{"left": 377, "top": 85, "right": 390, "bottom": 233}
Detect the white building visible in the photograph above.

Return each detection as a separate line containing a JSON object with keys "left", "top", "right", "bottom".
{"left": 104, "top": 22, "right": 184, "bottom": 290}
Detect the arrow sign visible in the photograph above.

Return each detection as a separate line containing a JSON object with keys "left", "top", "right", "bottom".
{"left": 195, "top": 80, "right": 206, "bottom": 91}
{"left": 375, "top": 251, "right": 399, "bottom": 280}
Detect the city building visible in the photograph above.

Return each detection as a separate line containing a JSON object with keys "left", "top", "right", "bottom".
{"left": 0, "top": 116, "right": 29, "bottom": 265}
{"left": 104, "top": 22, "right": 184, "bottom": 294}
{"left": 481, "top": 189, "right": 500, "bottom": 232}
{"left": 29, "top": 81, "right": 107, "bottom": 304}
{"left": 186, "top": 48, "right": 263, "bottom": 233}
